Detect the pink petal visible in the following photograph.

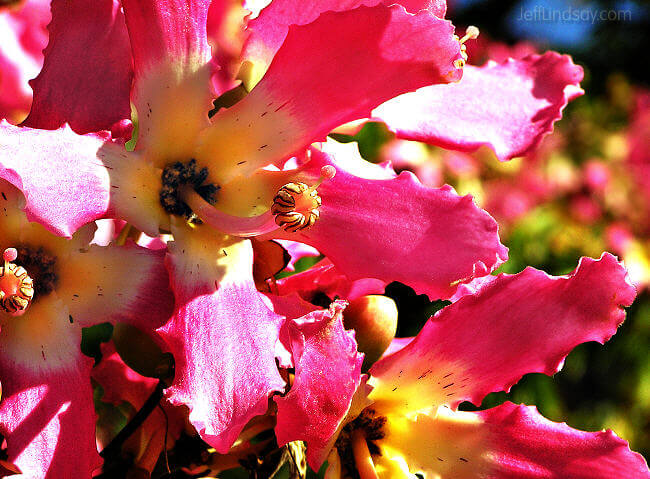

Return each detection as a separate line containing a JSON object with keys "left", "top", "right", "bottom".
{"left": 369, "top": 254, "right": 637, "bottom": 412}
{"left": 0, "top": 122, "right": 113, "bottom": 237}
{"left": 23, "top": 0, "right": 132, "bottom": 134}
{"left": 479, "top": 402, "right": 650, "bottom": 478}
{"left": 196, "top": 4, "right": 463, "bottom": 181}
{"left": 242, "top": 0, "right": 447, "bottom": 81}
{"left": 56, "top": 242, "right": 173, "bottom": 330}
{"left": 381, "top": 336, "right": 414, "bottom": 358}
{"left": 157, "top": 222, "right": 285, "bottom": 452}
{"left": 274, "top": 148, "right": 507, "bottom": 299}
{"left": 275, "top": 302, "right": 363, "bottom": 470}
{"left": 0, "top": 298, "right": 100, "bottom": 478}
{"left": 123, "top": 0, "right": 211, "bottom": 69}
{"left": 276, "top": 259, "right": 386, "bottom": 304}
{"left": 0, "top": 0, "right": 50, "bottom": 123}
{"left": 264, "top": 293, "right": 319, "bottom": 369}
{"left": 373, "top": 52, "right": 584, "bottom": 161}
{"left": 122, "top": 0, "right": 215, "bottom": 162}
{"left": 375, "top": 404, "right": 649, "bottom": 478}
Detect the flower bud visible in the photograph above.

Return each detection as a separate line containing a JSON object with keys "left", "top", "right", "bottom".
{"left": 343, "top": 295, "right": 398, "bottom": 371}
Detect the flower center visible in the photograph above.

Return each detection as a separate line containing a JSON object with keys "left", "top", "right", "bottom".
{"left": 159, "top": 159, "right": 220, "bottom": 221}
{"left": 271, "top": 165, "right": 336, "bottom": 233}
{"left": 0, "top": 248, "right": 34, "bottom": 316}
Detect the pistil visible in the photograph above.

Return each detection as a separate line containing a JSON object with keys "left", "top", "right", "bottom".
{"left": 351, "top": 430, "right": 379, "bottom": 479}
{"left": 0, "top": 248, "right": 34, "bottom": 316}
{"left": 453, "top": 25, "right": 480, "bottom": 69}
{"left": 182, "top": 165, "right": 336, "bottom": 236}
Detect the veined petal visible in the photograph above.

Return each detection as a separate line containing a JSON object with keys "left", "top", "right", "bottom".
{"left": 373, "top": 52, "right": 584, "bottom": 161}
{"left": 0, "top": 0, "right": 50, "bottom": 123}
{"left": 242, "top": 0, "right": 447, "bottom": 87}
{"left": 375, "top": 404, "right": 649, "bottom": 479}
{"left": 157, "top": 220, "right": 285, "bottom": 452}
{"left": 275, "top": 302, "right": 363, "bottom": 470}
{"left": 274, "top": 148, "right": 507, "bottom": 299}
{"left": 56, "top": 243, "right": 173, "bottom": 330}
{"left": 369, "top": 254, "right": 636, "bottom": 413}
{"left": 0, "top": 353, "right": 99, "bottom": 478}
{"left": 0, "top": 122, "right": 113, "bottom": 237}
{"left": 196, "top": 4, "right": 463, "bottom": 183}
{"left": 22, "top": 0, "right": 132, "bottom": 134}
{"left": 122, "top": 0, "right": 214, "bottom": 163}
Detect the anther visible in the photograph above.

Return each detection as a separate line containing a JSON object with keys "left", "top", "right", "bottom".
{"left": 272, "top": 166, "right": 336, "bottom": 233}
{"left": 0, "top": 248, "right": 34, "bottom": 316}
{"left": 459, "top": 26, "right": 480, "bottom": 45}
{"left": 453, "top": 25, "right": 480, "bottom": 69}
{"left": 160, "top": 159, "right": 219, "bottom": 221}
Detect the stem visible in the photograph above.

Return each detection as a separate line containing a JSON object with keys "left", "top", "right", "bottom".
{"left": 158, "top": 403, "right": 170, "bottom": 474}
{"left": 99, "top": 381, "right": 165, "bottom": 459}
{"left": 351, "top": 430, "right": 379, "bottom": 479}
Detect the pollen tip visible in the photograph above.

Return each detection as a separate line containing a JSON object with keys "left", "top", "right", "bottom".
{"left": 466, "top": 26, "right": 480, "bottom": 39}
{"left": 459, "top": 26, "right": 480, "bottom": 45}
{"left": 321, "top": 165, "right": 336, "bottom": 180}
{"left": 3, "top": 248, "right": 17, "bottom": 263}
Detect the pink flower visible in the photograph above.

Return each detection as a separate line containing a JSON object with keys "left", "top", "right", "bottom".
{"left": 0, "top": 181, "right": 173, "bottom": 477}
{"left": 273, "top": 254, "right": 650, "bottom": 477}
{"left": 0, "top": 0, "right": 583, "bottom": 458}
